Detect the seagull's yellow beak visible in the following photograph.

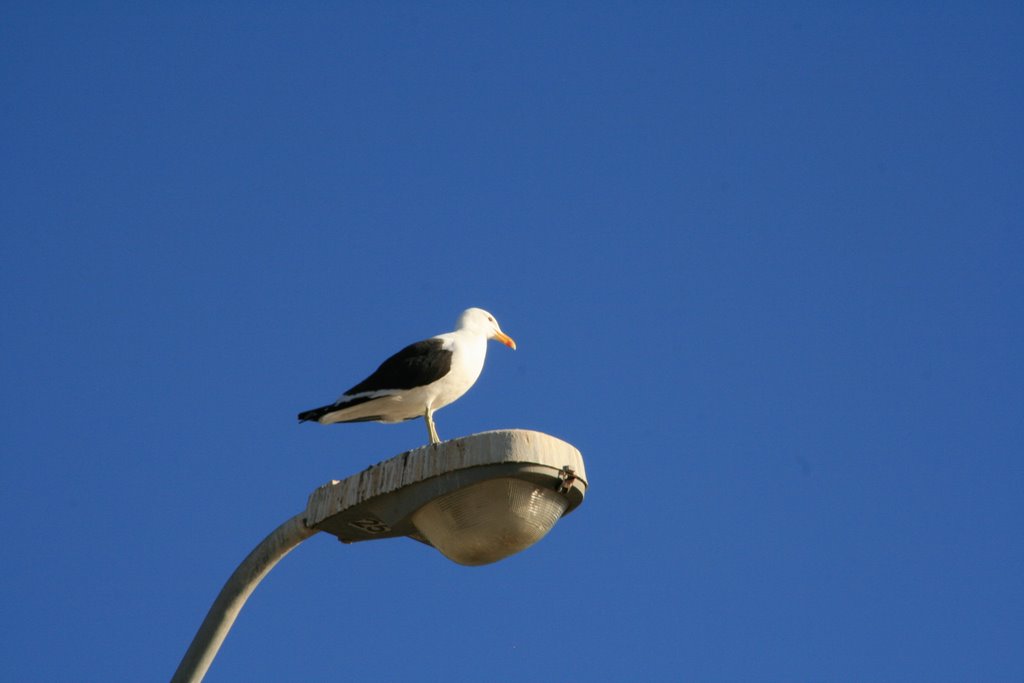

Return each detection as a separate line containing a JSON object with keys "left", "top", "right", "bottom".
{"left": 493, "top": 331, "right": 517, "bottom": 350}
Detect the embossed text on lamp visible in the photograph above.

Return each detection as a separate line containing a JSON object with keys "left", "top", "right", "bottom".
{"left": 171, "top": 430, "right": 587, "bottom": 683}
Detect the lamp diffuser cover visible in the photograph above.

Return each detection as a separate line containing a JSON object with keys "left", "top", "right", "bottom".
{"left": 411, "top": 477, "right": 569, "bottom": 566}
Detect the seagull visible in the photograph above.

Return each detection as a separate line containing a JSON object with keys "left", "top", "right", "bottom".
{"left": 298, "top": 308, "right": 516, "bottom": 445}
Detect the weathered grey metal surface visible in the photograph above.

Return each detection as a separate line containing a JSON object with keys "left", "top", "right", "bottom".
{"left": 305, "top": 429, "right": 587, "bottom": 544}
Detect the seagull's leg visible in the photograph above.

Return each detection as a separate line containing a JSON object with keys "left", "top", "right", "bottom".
{"left": 424, "top": 408, "right": 440, "bottom": 445}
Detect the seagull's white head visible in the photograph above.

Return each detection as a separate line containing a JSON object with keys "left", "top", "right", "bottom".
{"left": 457, "top": 308, "right": 517, "bottom": 350}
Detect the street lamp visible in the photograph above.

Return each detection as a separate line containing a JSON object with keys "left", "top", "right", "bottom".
{"left": 171, "top": 429, "right": 587, "bottom": 682}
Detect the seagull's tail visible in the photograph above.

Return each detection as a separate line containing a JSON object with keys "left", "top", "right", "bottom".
{"left": 297, "top": 404, "right": 337, "bottom": 423}
{"left": 298, "top": 394, "right": 379, "bottom": 424}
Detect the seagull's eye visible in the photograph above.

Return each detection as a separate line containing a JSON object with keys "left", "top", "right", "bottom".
{"left": 488, "top": 316, "right": 494, "bottom": 322}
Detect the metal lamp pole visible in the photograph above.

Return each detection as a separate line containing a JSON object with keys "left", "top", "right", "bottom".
{"left": 170, "top": 430, "right": 587, "bottom": 682}
{"left": 170, "top": 514, "right": 318, "bottom": 683}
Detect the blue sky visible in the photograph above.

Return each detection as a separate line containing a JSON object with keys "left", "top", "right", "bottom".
{"left": 2, "top": 3, "right": 1022, "bottom": 681}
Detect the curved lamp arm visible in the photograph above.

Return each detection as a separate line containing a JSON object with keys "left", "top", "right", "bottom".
{"left": 171, "top": 513, "right": 318, "bottom": 683}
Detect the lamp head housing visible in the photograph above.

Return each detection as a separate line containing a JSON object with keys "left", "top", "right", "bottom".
{"left": 305, "top": 430, "right": 587, "bottom": 565}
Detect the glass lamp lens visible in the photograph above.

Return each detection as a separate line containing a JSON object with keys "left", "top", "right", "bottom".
{"left": 411, "top": 478, "right": 569, "bottom": 566}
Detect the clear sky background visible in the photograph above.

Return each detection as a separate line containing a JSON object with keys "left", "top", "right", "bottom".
{"left": 2, "top": 3, "right": 1022, "bottom": 681}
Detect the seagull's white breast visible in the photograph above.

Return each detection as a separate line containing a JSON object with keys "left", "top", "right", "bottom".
{"left": 427, "top": 330, "right": 488, "bottom": 411}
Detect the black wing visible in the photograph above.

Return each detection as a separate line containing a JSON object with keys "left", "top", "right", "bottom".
{"left": 297, "top": 338, "right": 453, "bottom": 424}
{"left": 344, "top": 338, "right": 452, "bottom": 393}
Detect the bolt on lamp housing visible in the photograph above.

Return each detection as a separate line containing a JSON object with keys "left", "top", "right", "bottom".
{"left": 305, "top": 430, "right": 587, "bottom": 566}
